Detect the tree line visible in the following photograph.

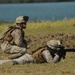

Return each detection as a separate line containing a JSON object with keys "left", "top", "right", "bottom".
{"left": 0, "top": 0, "right": 75, "bottom": 3}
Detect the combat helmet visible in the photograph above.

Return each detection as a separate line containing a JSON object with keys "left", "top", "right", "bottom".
{"left": 16, "top": 16, "right": 29, "bottom": 23}
{"left": 47, "top": 40, "right": 61, "bottom": 50}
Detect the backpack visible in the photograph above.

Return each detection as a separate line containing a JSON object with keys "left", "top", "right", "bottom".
{"left": 32, "top": 46, "right": 47, "bottom": 63}
{"left": 0, "top": 26, "right": 16, "bottom": 43}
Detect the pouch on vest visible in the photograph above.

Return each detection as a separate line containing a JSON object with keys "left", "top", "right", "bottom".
{"left": 0, "top": 26, "right": 15, "bottom": 43}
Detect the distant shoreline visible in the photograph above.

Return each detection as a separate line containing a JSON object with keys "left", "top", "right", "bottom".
{"left": 0, "top": 17, "right": 75, "bottom": 23}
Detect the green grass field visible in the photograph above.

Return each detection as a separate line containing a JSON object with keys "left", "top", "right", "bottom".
{"left": 0, "top": 18, "right": 75, "bottom": 75}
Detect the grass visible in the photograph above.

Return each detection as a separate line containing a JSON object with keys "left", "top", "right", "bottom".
{"left": 25, "top": 18, "right": 75, "bottom": 35}
{"left": 0, "top": 18, "right": 75, "bottom": 34}
{"left": 0, "top": 18, "right": 75, "bottom": 75}
{"left": 0, "top": 53, "right": 75, "bottom": 75}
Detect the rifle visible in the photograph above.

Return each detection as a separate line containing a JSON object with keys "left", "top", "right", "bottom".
{"left": 57, "top": 46, "right": 66, "bottom": 59}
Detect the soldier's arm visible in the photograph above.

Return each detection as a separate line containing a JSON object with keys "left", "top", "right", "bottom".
{"left": 11, "top": 29, "right": 26, "bottom": 47}
{"left": 41, "top": 50, "right": 53, "bottom": 63}
{"left": 52, "top": 54, "right": 60, "bottom": 63}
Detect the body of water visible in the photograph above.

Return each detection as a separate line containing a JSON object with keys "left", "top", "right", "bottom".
{"left": 0, "top": 2, "right": 75, "bottom": 22}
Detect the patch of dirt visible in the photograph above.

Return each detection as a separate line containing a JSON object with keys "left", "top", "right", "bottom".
{"left": 26, "top": 33, "right": 75, "bottom": 54}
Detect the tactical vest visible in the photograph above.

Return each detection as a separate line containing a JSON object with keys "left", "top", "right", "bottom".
{"left": 0, "top": 26, "right": 19, "bottom": 44}
{"left": 32, "top": 47, "right": 47, "bottom": 63}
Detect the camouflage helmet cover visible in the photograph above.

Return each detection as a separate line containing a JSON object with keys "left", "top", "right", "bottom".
{"left": 16, "top": 16, "right": 29, "bottom": 23}
{"left": 47, "top": 40, "right": 61, "bottom": 50}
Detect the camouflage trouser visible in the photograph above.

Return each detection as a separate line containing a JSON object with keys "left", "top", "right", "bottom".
{"left": 41, "top": 50, "right": 60, "bottom": 63}
{"left": 1, "top": 41, "right": 27, "bottom": 59}
{"left": 13, "top": 53, "right": 34, "bottom": 64}
{"left": 0, "top": 53, "right": 34, "bottom": 65}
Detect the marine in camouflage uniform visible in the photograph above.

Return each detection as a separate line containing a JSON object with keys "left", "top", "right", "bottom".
{"left": 0, "top": 16, "right": 33, "bottom": 60}
{"left": 32, "top": 40, "right": 66, "bottom": 63}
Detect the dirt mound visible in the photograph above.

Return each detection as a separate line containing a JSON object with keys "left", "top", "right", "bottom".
{"left": 26, "top": 33, "right": 75, "bottom": 54}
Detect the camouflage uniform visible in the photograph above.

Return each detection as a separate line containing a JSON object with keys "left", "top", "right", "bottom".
{"left": 1, "top": 28, "right": 27, "bottom": 58}
{"left": 32, "top": 40, "right": 65, "bottom": 63}
{"left": 1, "top": 16, "right": 28, "bottom": 59}
{"left": 0, "top": 16, "right": 34, "bottom": 64}
{"left": 41, "top": 40, "right": 65, "bottom": 63}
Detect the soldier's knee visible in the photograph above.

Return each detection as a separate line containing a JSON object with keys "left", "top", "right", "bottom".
{"left": 1, "top": 41, "right": 8, "bottom": 52}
